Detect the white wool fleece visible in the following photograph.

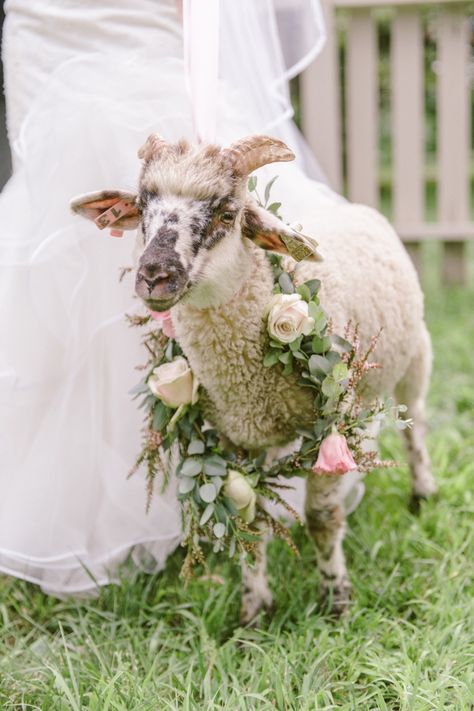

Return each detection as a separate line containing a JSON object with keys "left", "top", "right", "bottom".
{"left": 171, "top": 201, "right": 430, "bottom": 451}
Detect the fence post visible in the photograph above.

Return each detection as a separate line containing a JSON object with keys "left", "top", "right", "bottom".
{"left": 437, "top": 5, "right": 470, "bottom": 285}
{"left": 301, "top": 0, "right": 343, "bottom": 192}
{"left": 391, "top": 6, "right": 425, "bottom": 277}
{"left": 346, "top": 7, "right": 379, "bottom": 207}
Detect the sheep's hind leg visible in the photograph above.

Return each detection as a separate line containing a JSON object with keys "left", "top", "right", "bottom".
{"left": 305, "top": 476, "right": 351, "bottom": 617}
{"left": 395, "top": 326, "right": 437, "bottom": 512}
{"left": 240, "top": 530, "right": 273, "bottom": 625}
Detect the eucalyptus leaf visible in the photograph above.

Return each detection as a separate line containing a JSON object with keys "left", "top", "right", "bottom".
{"left": 229, "top": 537, "right": 236, "bottom": 558}
{"left": 268, "top": 202, "right": 282, "bottom": 216}
{"left": 153, "top": 401, "right": 170, "bottom": 431}
{"left": 264, "top": 175, "right": 278, "bottom": 204}
{"left": 331, "top": 334, "right": 353, "bottom": 353}
{"left": 199, "top": 483, "right": 217, "bottom": 503}
{"left": 205, "top": 432, "right": 218, "bottom": 448}
{"left": 203, "top": 455, "right": 227, "bottom": 477}
{"left": 308, "top": 301, "right": 322, "bottom": 321}
{"left": 313, "top": 418, "right": 331, "bottom": 437}
{"left": 178, "top": 477, "right": 196, "bottom": 494}
{"left": 263, "top": 350, "right": 280, "bottom": 368}
{"left": 301, "top": 439, "right": 316, "bottom": 455}
{"left": 278, "top": 272, "right": 294, "bottom": 294}
{"left": 305, "top": 279, "right": 321, "bottom": 296}
{"left": 322, "top": 397, "right": 339, "bottom": 415}
{"left": 282, "top": 361, "right": 294, "bottom": 376}
{"left": 199, "top": 503, "right": 215, "bottom": 526}
{"left": 248, "top": 175, "right": 257, "bottom": 192}
{"left": 213, "top": 522, "right": 226, "bottom": 539}
{"left": 279, "top": 351, "right": 293, "bottom": 365}
{"left": 138, "top": 394, "right": 156, "bottom": 411}
{"left": 187, "top": 439, "right": 205, "bottom": 455}
{"left": 222, "top": 498, "right": 239, "bottom": 517}
{"left": 308, "top": 354, "right": 331, "bottom": 376}
{"left": 296, "top": 283, "right": 311, "bottom": 302}
{"left": 311, "top": 335, "right": 331, "bottom": 354}
{"left": 289, "top": 336, "right": 303, "bottom": 352}
{"left": 332, "top": 362, "right": 349, "bottom": 383}
{"left": 315, "top": 313, "right": 327, "bottom": 332}
{"left": 247, "top": 472, "right": 260, "bottom": 488}
{"left": 296, "top": 427, "right": 314, "bottom": 438}
{"left": 321, "top": 375, "right": 343, "bottom": 398}
{"left": 181, "top": 457, "right": 202, "bottom": 477}
{"left": 215, "top": 501, "right": 231, "bottom": 521}
{"left": 177, "top": 416, "right": 192, "bottom": 438}
{"left": 293, "top": 350, "right": 307, "bottom": 361}
{"left": 301, "top": 340, "right": 315, "bottom": 355}
{"left": 326, "top": 351, "right": 342, "bottom": 367}
{"left": 129, "top": 379, "right": 149, "bottom": 397}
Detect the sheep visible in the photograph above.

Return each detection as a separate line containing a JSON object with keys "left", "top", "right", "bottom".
{"left": 71, "top": 134, "right": 437, "bottom": 620}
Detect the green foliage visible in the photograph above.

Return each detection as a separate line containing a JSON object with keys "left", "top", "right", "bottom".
{"left": 0, "top": 251, "right": 473, "bottom": 709}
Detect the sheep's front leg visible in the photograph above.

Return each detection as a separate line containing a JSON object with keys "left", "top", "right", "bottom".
{"left": 240, "top": 529, "right": 272, "bottom": 625}
{"left": 305, "top": 476, "right": 351, "bottom": 616}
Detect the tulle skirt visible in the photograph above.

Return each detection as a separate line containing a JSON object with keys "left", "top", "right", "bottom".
{"left": 0, "top": 3, "right": 359, "bottom": 595}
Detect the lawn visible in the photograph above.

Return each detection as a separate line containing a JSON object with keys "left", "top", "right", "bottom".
{"left": 0, "top": 244, "right": 473, "bottom": 710}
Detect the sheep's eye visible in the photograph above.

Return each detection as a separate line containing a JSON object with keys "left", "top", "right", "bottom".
{"left": 220, "top": 211, "right": 236, "bottom": 224}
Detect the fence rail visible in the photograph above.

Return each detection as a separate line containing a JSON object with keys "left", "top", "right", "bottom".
{"left": 301, "top": 0, "right": 473, "bottom": 284}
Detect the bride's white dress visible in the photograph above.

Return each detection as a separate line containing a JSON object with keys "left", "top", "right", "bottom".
{"left": 0, "top": 0, "right": 361, "bottom": 594}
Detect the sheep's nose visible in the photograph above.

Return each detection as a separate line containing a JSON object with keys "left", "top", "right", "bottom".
{"left": 138, "top": 264, "right": 170, "bottom": 289}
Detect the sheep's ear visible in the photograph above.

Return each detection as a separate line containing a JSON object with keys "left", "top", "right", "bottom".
{"left": 70, "top": 190, "right": 140, "bottom": 231}
{"left": 242, "top": 200, "right": 323, "bottom": 262}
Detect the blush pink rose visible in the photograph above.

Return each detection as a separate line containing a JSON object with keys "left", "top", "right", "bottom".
{"left": 149, "top": 310, "right": 175, "bottom": 339}
{"left": 312, "top": 433, "right": 357, "bottom": 476}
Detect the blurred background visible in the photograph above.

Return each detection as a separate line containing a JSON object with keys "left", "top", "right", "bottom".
{"left": 1, "top": 0, "right": 472, "bottom": 283}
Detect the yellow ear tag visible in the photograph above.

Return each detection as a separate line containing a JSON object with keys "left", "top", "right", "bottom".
{"left": 281, "top": 230, "right": 323, "bottom": 262}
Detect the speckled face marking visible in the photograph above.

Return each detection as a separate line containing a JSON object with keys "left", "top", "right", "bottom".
{"left": 134, "top": 142, "right": 245, "bottom": 310}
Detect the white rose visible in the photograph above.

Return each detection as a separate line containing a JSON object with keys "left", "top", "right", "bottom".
{"left": 224, "top": 470, "right": 257, "bottom": 524}
{"left": 267, "top": 293, "right": 315, "bottom": 344}
{"left": 148, "top": 356, "right": 198, "bottom": 408}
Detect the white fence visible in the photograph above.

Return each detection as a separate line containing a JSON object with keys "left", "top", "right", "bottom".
{"left": 301, "top": 0, "right": 473, "bottom": 284}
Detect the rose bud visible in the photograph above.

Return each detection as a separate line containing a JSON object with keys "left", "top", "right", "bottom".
{"left": 267, "top": 293, "right": 314, "bottom": 344}
{"left": 148, "top": 356, "right": 198, "bottom": 408}
{"left": 312, "top": 432, "right": 357, "bottom": 476}
{"left": 224, "top": 470, "right": 257, "bottom": 524}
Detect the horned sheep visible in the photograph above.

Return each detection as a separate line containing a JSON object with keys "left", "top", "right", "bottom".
{"left": 72, "top": 134, "right": 437, "bottom": 621}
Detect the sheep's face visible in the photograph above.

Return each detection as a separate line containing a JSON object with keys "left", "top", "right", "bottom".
{"left": 70, "top": 135, "right": 322, "bottom": 311}
{"left": 135, "top": 142, "right": 247, "bottom": 310}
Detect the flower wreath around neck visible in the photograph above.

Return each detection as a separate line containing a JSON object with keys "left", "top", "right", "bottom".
{"left": 128, "top": 177, "right": 410, "bottom": 580}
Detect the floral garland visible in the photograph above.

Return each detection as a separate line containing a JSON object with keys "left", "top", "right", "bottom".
{"left": 128, "top": 178, "right": 410, "bottom": 579}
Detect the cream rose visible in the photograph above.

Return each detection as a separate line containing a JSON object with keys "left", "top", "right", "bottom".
{"left": 148, "top": 356, "right": 198, "bottom": 408}
{"left": 267, "top": 293, "right": 315, "bottom": 344}
{"left": 224, "top": 470, "right": 257, "bottom": 524}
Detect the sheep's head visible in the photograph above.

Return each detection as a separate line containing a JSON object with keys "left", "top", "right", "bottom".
{"left": 71, "top": 134, "right": 322, "bottom": 311}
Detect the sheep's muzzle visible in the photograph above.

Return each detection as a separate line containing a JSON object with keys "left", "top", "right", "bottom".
{"left": 135, "top": 234, "right": 188, "bottom": 311}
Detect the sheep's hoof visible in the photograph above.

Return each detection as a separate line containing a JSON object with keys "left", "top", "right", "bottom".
{"left": 239, "top": 590, "right": 273, "bottom": 627}
{"left": 320, "top": 579, "right": 352, "bottom": 618}
{"left": 408, "top": 490, "right": 438, "bottom": 515}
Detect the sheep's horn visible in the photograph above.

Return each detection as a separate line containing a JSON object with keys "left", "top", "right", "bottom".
{"left": 138, "top": 133, "right": 168, "bottom": 161}
{"left": 226, "top": 135, "right": 295, "bottom": 176}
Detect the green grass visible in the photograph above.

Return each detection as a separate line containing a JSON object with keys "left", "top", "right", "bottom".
{"left": 1, "top": 247, "right": 473, "bottom": 710}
